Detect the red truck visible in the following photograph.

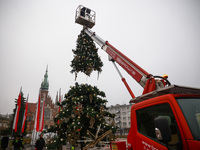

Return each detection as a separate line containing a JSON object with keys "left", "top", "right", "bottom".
{"left": 75, "top": 5, "right": 200, "bottom": 150}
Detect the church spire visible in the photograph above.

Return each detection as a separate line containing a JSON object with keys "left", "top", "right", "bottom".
{"left": 41, "top": 66, "right": 49, "bottom": 91}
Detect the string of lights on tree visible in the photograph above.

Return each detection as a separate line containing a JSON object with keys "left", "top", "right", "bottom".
{"left": 46, "top": 83, "right": 117, "bottom": 149}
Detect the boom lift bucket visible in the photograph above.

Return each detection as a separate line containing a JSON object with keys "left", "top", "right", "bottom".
{"left": 75, "top": 5, "right": 96, "bottom": 28}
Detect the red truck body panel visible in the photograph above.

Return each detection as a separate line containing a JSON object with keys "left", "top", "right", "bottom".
{"left": 127, "top": 92, "right": 200, "bottom": 150}
{"left": 110, "top": 141, "right": 126, "bottom": 150}
{"left": 186, "top": 140, "right": 200, "bottom": 149}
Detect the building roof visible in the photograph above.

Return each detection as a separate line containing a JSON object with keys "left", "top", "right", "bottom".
{"left": 130, "top": 85, "right": 200, "bottom": 103}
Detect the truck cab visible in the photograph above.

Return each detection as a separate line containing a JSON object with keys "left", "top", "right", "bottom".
{"left": 127, "top": 85, "right": 200, "bottom": 150}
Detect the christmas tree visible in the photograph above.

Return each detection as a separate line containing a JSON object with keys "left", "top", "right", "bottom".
{"left": 10, "top": 91, "right": 27, "bottom": 136}
{"left": 46, "top": 82, "right": 117, "bottom": 149}
{"left": 70, "top": 29, "right": 103, "bottom": 78}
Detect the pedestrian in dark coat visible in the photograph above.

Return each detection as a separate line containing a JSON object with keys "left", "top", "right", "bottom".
{"left": 12, "top": 135, "right": 23, "bottom": 150}
{"left": 20, "top": 135, "right": 24, "bottom": 149}
{"left": 1, "top": 135, "right": 9, "bottom": 150}
{"left": 35, "top": 134, "right": 45, "bottom": 150}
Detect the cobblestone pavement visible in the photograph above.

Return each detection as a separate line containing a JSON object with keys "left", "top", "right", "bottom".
{"left": 16, "top": 138, "right": 127, "bottom": 150}
{"left": 21, "top": 145, "right": 110, "bottom": 150}
{"left": 22, "top": 145, "right": 110, "bottom": 150}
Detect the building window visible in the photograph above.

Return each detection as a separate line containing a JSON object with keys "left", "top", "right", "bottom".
{"left": 122, "top": 112, "right": 126, "bottom": 115}
{"left": 27, "top": 116, "right": 33, "bottom": 121}
{"left": 123, "top": 117, "right": 126, "bottom": 120}
{"left": 116, "top": 118, "right": 120, "bottom": 121}
{"left": 44, "top": 108, "right": 50, "bottom": 119}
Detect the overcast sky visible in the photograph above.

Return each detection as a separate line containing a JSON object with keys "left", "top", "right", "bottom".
{"left": 0, "top": 0, "right": 200, "bottom": 114}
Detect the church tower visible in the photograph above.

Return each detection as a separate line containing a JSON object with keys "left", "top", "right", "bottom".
{"left": 40, "top": 66, "right": 49, "bottom": 102}
{"left": 41, "top": 66, "right": 49, "bottom": 91}
{"left": 40, "top": 66, "right": 57, "bottom": 130}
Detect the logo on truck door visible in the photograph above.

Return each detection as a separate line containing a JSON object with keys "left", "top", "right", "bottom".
{"left": 142, "top": 141, "right": 158, "bottom": 150}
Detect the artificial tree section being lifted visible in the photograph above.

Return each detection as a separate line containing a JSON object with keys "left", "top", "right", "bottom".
{"left": 70, "top": 29, "right": 103, "bottom": 78}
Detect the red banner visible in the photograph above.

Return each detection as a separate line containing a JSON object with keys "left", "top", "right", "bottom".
{"left": 36, "top": 92, "right": 41, "bottom": 132}
{"left": 39, "top": 100, "right": 45, "bottom": 132}
{"left": 21, "top": 99, "right": 28, "bottom": 133}
{"left": 13, "top": 92, "right": 21, "bottom": 132}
